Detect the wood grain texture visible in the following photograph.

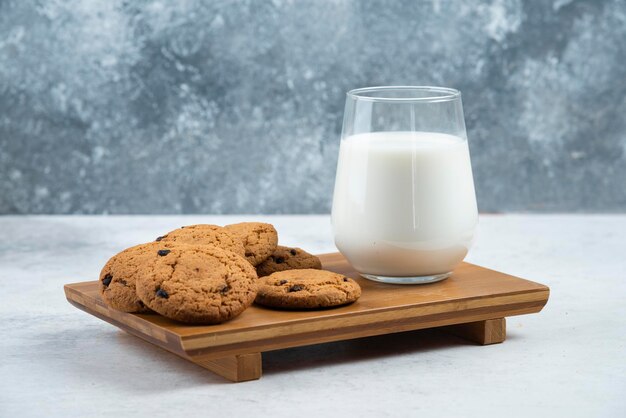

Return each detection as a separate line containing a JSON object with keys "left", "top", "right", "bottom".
{"left": 64, "top": 252, "right": 549, "bottom": 381}
{"left": 445, "top": 318, "right": 506, "bottom": 345}
{"left": 194, "top": 353, "right": 262, "bottom": 382}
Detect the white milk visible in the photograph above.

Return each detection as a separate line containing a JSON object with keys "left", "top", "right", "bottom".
{"left": 331, "top": 131, "right": 478, "bottom": 277}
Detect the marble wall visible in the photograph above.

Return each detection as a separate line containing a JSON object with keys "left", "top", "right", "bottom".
{"left": 1, "top": 0, "right": 624, "bottom": 214}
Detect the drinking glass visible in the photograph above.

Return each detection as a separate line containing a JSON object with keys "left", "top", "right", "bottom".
{"left": 331, "top": 86, "right": 478, "bottom": 284}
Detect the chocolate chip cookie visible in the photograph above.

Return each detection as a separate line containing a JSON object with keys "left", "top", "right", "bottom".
{"left": 255, "top": 269, "right": 361, "bottom": 309}
{"left": 224, "top": 222, "right": 278, "bottom": 266}
{"left": 158, "top": 224, "right": 245, "bottom": 258}
{"left": 256, "top": 246, "right": 322, "bottom": 277}
{"left": 99, "top": 242, "right": 186, "bottom": 313}
{"left": 135, "top": 245, "right": 258, "bottom": 324}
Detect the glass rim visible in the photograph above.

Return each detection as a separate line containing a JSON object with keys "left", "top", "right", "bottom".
{"left": 346, "top": 86, "right": 461, "bottom": 103}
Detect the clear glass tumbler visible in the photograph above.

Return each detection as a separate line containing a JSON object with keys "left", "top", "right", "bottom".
{"left": 331, "top": 86, "right": 478, "bottom": 284}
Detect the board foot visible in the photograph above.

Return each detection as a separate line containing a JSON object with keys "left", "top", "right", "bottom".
{"left": 193, "top": 353, "right": 262, "bottom": 382}
{"left": 444, "top": 318, "right": 506, "bottom": 345}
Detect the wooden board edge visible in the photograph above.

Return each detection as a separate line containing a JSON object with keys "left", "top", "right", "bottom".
{"left": 183, "top": 299, "right": 546, "bottom": 361}
{"left": 179, "top": 287, "right": 549, "bottom": 349}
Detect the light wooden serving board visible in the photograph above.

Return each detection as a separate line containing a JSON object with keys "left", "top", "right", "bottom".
{"left": 65, "top": 252, "right": 549, "bottom": 382}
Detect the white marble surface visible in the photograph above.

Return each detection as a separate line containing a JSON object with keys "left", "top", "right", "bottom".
{"left": 1, "top": 215, "right": 625, "bottom": 418}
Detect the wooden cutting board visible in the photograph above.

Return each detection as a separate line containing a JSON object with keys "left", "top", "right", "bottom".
{"left": 64, "top": 252, "right": 549, "bottom": 382}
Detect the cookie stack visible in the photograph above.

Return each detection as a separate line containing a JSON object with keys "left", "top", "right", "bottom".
{"left": 99, "top": 222, "right": 361, "bottom": 324}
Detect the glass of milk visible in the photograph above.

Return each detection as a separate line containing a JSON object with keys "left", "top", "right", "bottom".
{"left": 331, "top": 86, "right": 478, "bottom": 284}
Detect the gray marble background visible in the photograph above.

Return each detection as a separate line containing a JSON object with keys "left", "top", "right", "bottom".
{"left": 0, "top": 0, "right": 624, "bottom": 214}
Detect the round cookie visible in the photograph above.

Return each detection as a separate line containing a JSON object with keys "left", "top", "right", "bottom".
{"left": 99, "top": 242, "right": 187, "bottom": 313}
{"left": 255, "top": 269, "right": 361, "bottom": 309}
{"left": 224, "top": 222, "right": 278, "bottom": 266}
{"left": 256, "top": 246, "right": 322, "bottom": 277}
{"left": 135, "top": 245, "right": 258, "bottom": 324}
{"left": 158, "top": 224, "right": 245, "bottom": 258}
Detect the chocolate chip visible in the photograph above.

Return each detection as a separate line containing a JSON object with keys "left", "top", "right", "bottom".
{"left": 155, "top": 235, "right": 166, "bottom": 242}
{"left": 278, "top": 279, "right": 288, "bottom": 285}
{"left": 220, "top": 285, "right": 231, "bottom": 295}
{"left": 157, "top": 249, "right": 170, "bottom": 256}
{"left": 156, "top": 288, "right": 169, "bottom": 298}
{"left": 343, "top": 277, "right": 349, "bottom": 282}
{"left": 245, "top": 251, "right": 253, "bottom": 257}
{"left": 275, "top": 256, "right": 285, "bottom": 264}
{"left": 288, "top": 285, "right": 304, "bottom": 292}
{"left": 102, "top": 274, "right": 112, "bottom": 287}
{"left": 290, "top": 249, "right": 297, "bottom": 256}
